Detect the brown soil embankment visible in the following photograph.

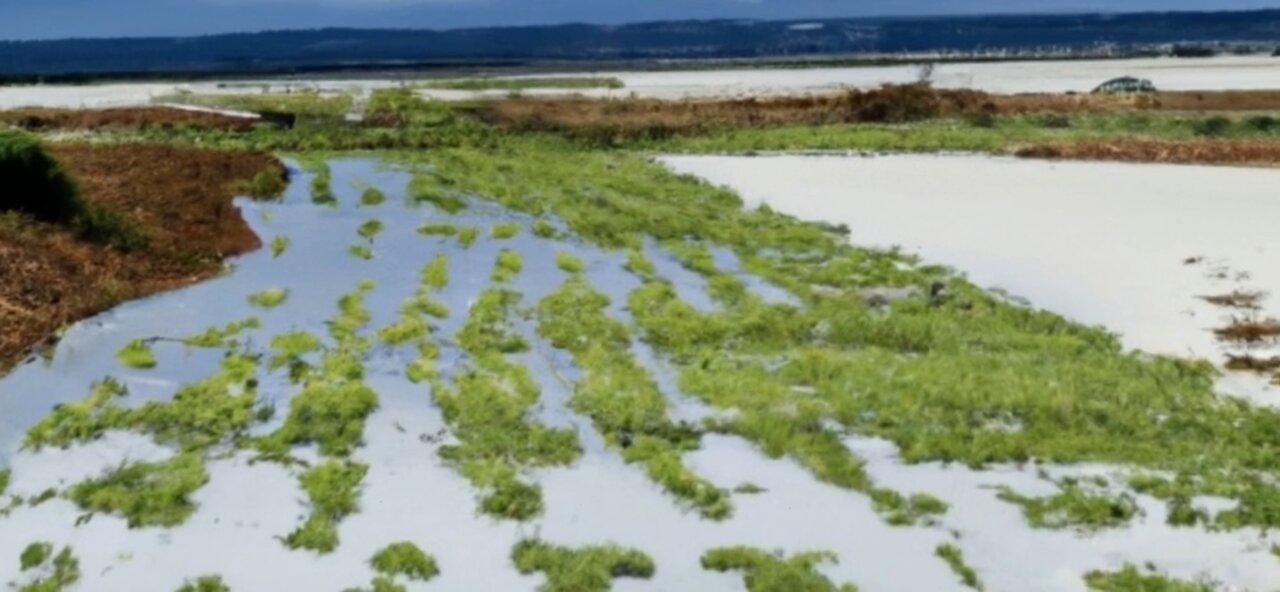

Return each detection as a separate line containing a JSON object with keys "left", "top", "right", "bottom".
{"left": 0, "top": 143, "right": 284, "bottom": 372}
{"left": 1016, "top": 138, "right": 1280, "bottom": 167}
{"left": 0, "top": 106, "right": 256, "bottom": 132}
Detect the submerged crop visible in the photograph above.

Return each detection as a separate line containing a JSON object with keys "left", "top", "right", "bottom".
{"left": 511, "top": 539, "right": 655, "bottom": 592}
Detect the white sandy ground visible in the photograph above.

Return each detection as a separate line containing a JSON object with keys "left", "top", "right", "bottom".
{"left": 1, "top": 55, "right": 1278, "bottom": 109}
{"left": 660, "top": 154, "right": 1280, "bottom": 407}
{"left": 0, "top": 157, "right": 1279, "bottom": 591}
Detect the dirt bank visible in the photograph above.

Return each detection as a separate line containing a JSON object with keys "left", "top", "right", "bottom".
{"left": 0, "top": 143, "right": 284, "bottom": 372}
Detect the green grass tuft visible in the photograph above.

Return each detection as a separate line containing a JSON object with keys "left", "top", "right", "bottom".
{"left": 370, "top": 542, "right": 440, "bottom": 582}
{"left": 491, "top": 222, "right": 521, "bottom": 239}
{"left": 997, "top": 478, "right": 1140, "bottom": 531}
{"left": 360, "top": 187, "right": 386, "bottom": 206}
{"left": 67, "top": 453, "right": 208, "bottom": 528}
{"left": 176, "top": 575, "right": 230, "bottom": 592}
{"left": 1084, "top": 564, "right": 1214, "bottom": 592}
{"left": 284, "top": 461, "right": 368, "bottom": 554}
{"left": 458, "top": 226, "right": 479, "bottom": 248}
{"left": 511, "top": 539, "right": 654, "bottom": 592}
{"left": 116, "top": 339, "right": 157, "bottom": 369}
{"left": 935, "top": 543, "right": 983, "bottom": 590}
{"left": 701, "top": 546, "right": 858, "bottom": 592}
{"left": 271, "top": 235, "right": 290, "bottom": 258}
{"left": 14, "top": 546, "right": 79, "bottom": 592}
{"left": 555, "top": 252, "right": 585, "bottom": 274}
{"left": 248, "top": 288, "right": 289, "bottom": 309}
{"left": 492, "top": 249, "right": 524, "bottom": 283}
{"left": 20, "top": 542, "right": 52, "bottom": 571}
{"left": 358, "top": 219, "right": 384, "bottom": 240}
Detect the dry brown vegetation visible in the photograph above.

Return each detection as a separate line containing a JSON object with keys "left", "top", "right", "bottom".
{"left": 0, "top": 107, "right": 257, "bottom": 132}
{"left": 1016, "top": 138, "right": 1280, "bottom": 166}
{"left": 1213, "top": 317, "right": 1280, "bottom": 345}
{"left": 0, "top": 144, "right": 284, "bottom": 371}
{"left": 1201, "top": 291, "right": 1265, "bottom": 310}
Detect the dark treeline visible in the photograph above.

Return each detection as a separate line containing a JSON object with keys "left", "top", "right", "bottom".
{"left": 2, "top": 10, "right": 1279, "bottom": 77}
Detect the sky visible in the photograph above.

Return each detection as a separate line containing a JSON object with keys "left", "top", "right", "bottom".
{"left": 1, "top": 0, "right": 1277, "bottom": 41}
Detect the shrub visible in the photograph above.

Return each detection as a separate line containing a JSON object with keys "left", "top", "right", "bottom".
{"left": 1191, "top": 116, "right": 1233, "bottom": 137}
{"left": 1245, "top": 115, "right": 1278, "bottom": 132}
{"left": 0, "top": 131, "right": 84, "bottom": 224}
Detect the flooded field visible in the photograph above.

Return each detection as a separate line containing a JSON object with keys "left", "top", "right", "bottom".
{"left": 2, "top": 155, "right": 1280, "bottom": 591}
{"left": 2, "top": 56, "right": 1278, "bottom": 109}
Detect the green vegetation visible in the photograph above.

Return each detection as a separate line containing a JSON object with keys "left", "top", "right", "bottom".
{"left": 492, "top": 249, "right": 523, "bottom": 283}
{"left": 533, "top": 219, "right": 558, "bottom": 238}
{"left": 183, "top": 317, "right": 261, "bottom": 348}
{"left": 997, "top": 478, "right": 1141, "bottom": 531}
{"left": 491, "top": 222, "right": 521, "bottom": 239}
{"left": 20, "top": 542, "right": 52, "bottom": 571}
{"left": 116, "top": 339, "right": 157, "bottom": 369}
{"left": 14, "top": 546, "right": 79, "bottom": 592}
{"left": 348, "top": 243, "right": 374, "bottom": 260}
{"left": 307, "top": 160, "right": 337, "bottom": 207}
{"left": 435, "top": 286, "right": 579, "bottom": 519}
{"left": 157, "top": 90, "right": 356, "bottom": 125}
{"left": 357, "top": 219, "right": 384, "bottom": 240}
{"left": 67, "top": 453, "right": 208, "bottom": 528}
{"left": 420, "top": 76, "right": 624, "bottom": 91}
{"left": 555, "top": 251, "right": 585, "bottom": 274}
{"left": 370, "top": 542, "right": 440, "bottom": 582}
{"left": 408, "top": 172, "right": 469, "bottom": 213}
{"left": 176, "top": 575, "right": 230, "bottom": 592}
{"left": 421, "top": 253, "right": 449, "bottom": 292}
{"left": 511, "top": 539, "right": 654, "bottom": 592}
{"left": 417, "top": 222, "right": 458, "bottom": 237}
{"left": 0, "top": 468, "right": 10, "bottom": 496}
{"left": 701, "top": 547, "right": 858, "bottom": 592}
{"left": 271, "top": 235, "right": 290, "bottom": 258}
{"left": 360, "top": 187, "right": 386, "bottom": 206}
{"left": 1084, "top": 564, "right": 1215, "bottom": 592}
{"left": 247, "top": 288, "right": 289, "bottom": 309}
{"left": 537, "top": 277, "right": 730, "bottom": 519}
{"left": 458, "top": 226, "right": 480, "bottom": 248}
{"left": 284, "top": 460, "right": 368, "bottom": 553}
{"left": 0, "top": 130, "right": 147, "bottom": 250}
{"left": 935, "top": 543, "right": 983, "bottom": 590}
{"left": 238, "top": 168, "right": 289, "bottom": 199}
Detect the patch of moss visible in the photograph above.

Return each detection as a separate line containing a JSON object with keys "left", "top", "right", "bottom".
{"left": 533, "top": 219, "right": 558, "bottom": 239}
{"left": 247, "top": 288, "right": 289, "bottom": 309}
{"left": 701, "top": 547, "right": 858, "bottom": 592}
{"left": 67, "top": 453, "right": 208, "bottom": 528}
{"left": 283, "top": 461, "right": 367, "bottom": 554}
{"left": 20, "top": 542, "right": 52, "bottom": 571}
{"left": 1084, "top": 564, "right": 1214, "bottom": 592}
{"left": 416, "top": 223, "right": 458, "bottom": 237}
{"left": 457, "top": 289, "right": 529, "bottom": 355}
{"left": 457, "top": 226, "right": 479, "bottom": 249}
{"left": 512, "top": 539, "right": 655, "bottom": 592}
{"left": 935, "top": 543, "right": 983, "bottom": 590}
{"left": 271, "top": 235, "right": 290, "bottom": 258}
{"left": 348, "top": 244, "right": 374, "bottom": 260}
{"left": 175, "top": 575, "right": 230, "bottom": 592}
{"left": 0, "top": 468, "right": 10, "bottom": 496}
{"left": 370, "top": 542, "right": 440, "bottom": 582}
{"left": 183, "top": 317, "right": 261, "bottom": 348}
{"left": 358, "top": 220, "right": 385, "bottom": 241}
{"left": 268, "top": 330, "right": 325, "bottom": 378}
{"left": 408, "top": 172, "right": 468, "bottom": 214}
{"left": 555, "top": 252, "right": 585, "bottom": 274}
{"left": 421, "top": 253, "right": 449, "bottom": 292}
{"left": 116, "top": 339, "right": 157, "bottom": 369}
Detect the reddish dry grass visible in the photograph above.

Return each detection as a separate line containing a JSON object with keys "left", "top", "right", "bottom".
{"left": 1214, "top": 317, "right": 1280, "bottom": 345}
{"left": 1017, "top": 138, "right": 1280, "bottom": 166}
{"left": 0, "top": 106, "right": 256, "bottom": 132}
{"left": 0, "top": 144, "right": 284, "bottom": 372}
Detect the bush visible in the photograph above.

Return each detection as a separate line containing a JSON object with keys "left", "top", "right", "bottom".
{"left": 0, "top": 130, "right": 85, "bottom": 224}
{"left": 0, "top": 131, "right": 148, "bottom": 250}
{"left": 1246, "top": 115, "right": 1278, "bottom": 132}
{"left": 1191, "top": 116, "right": 1233, "bottom": 137}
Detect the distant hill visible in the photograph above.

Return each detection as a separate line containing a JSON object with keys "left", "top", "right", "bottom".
{"left": 1, "top": 9, "right": 1279, "bottom": 78}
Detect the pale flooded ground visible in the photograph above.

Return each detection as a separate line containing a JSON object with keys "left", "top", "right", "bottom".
{"left": 662, "top": 154, "right": 1280, "bottom": 407}
{"left": 1, "top": 55, "right": 1278, "bottom": 109}
{"left": 2, "top": 155, "right": 1280, "bottom": 591}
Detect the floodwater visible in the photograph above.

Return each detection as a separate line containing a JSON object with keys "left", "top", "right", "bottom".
{"left": 1, "top": 158, "right": 1278, "bottom": 591}
{"left": 2, "top": 56, "right": 1278, "bottom": 109}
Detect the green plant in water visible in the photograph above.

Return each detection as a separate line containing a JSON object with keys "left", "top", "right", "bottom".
{"left": 997, "top": 478, "right": 1140, "bottom": 531}
{"left": 15, "top": 546, "right": 79, "bottom": 592}
{"left": 421, "top": 253, "right": 449, "bottom": 292}
{"left": 555, "top": 251, "right": 584, "bottom": 274}
{"left": 935, "top": 543, "right": 983, "bottom": 590}
{"left": 348, "top": 243, "right": 374, "bottom": 260}
{"left": 66, "top": 453, "right": 208, "bottom": 528}
{"left": 310, "top": 163, "right": 337, "bottom": 207}
{"left": 0, "top": 468, "right": 10, "bottom": 496}
{"left": 492, "top": 249, "right": 523, "bottom": 283}
{"left": 458, "top": 226, "right": 479, "bottom": 248}
{"left": 417, "top": 223, "right": 458, "bottom": 237}
{"left": 176, "top": 575, "right": 230, "bottom": 592}
{"left": 370, "top": 542, "right": 440, "bottom": 582}
{"left": 701, "top": 547, "right": 858, "bottom": 592}
{"left": 20, "top": 542, "right": 52, "bottom": 571}
{"left": 408, "top": 172, "right": 468, "bottom": 214}
{"left": 357, "top": 219, "right": 384, "bottom": 240}
{"left": 271, "top": 235, "right": 290, "bottom": 258}
{"left": 457, "top": 288, "right": 529, "bottom": 354}
{"left": 537, "top": 276, "right": 730, "bottom": 520}
{"left": 183, "top": 317, "right": 261, "bottom": 348}
{"left": 360, "top": 187, "right": 386, "bottom": 206}
{"left": 116, "top": 339, "right": 157, "bottom": 369}
{"left": 511, "top": 539, "right": 655, "bottom": 592}
{"left": 491, "top": 222, "right": 521, "bottom": 239}
{"left": 533, "top": 219, "right": 558, "bottom": 238}
{"left": 283, "top": 461, "right": 368, "bottom": 554}
{"left": 248, "top": 288, "right": 289, "bottom": 309}
{"left": 1084, "top": 564, "right": 1215, "bottom": 592}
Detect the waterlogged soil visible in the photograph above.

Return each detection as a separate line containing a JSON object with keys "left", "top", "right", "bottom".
{"left": 1, "top": 158, "right": 1278, "bottom": 591}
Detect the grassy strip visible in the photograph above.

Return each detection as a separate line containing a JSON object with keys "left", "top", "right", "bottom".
{"left": 67, "top": 453, "right": 208, "bottom": 528}
{"left": 701, "top": 547, "right": 858, "bottom": 592}
{"left": 935, "top": 543, "right": 984, "bottom": 590}
{"left": 1084, "top": 564, "right": 1215, "bottom": 592}
{"left": 512, "top": 539, "right": 654, "bottom": 592}
{"left": 537, "top": 276, "right": 731, "bottom": 520}
{"left": 284, "top": 460, "right": 368, "bottom": 553}
{"left": 420, "top": 76, "right": 624, "bottom": 91}
{"left": 434, "top": 284, "right": 579, "bottom": 520}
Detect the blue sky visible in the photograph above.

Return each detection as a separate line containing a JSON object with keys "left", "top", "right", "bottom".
{"left": 2, "top": 0, "right": 1276, "bottom": 40}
